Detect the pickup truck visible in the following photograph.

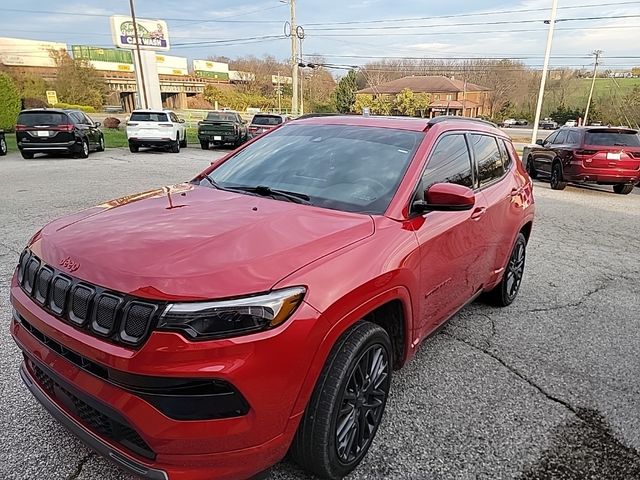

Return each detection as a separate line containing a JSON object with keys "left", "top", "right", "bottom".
{"left": 539, "top": 118, "right": 558, "bottom": 130}
{"left": 198, "top": 111, "right": 249, "bottom": 149}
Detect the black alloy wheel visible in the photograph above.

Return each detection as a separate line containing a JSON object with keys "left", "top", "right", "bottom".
{"left": 550, "top": 162, "right": 567, "bottom": 190}
{"left": 0, "top": 136, "right": 7, "bottom": 156}
{"left": 335, "top": 344, "right": 389, "bottom": 464}
{"left": 290, "top": 321, "right": 392, "bottom": 479}
{"left": 485, "top": 232, "right": 527, "bottom": 307}
{"left": 77, "top": 138, "right": 90, "bottom": 158}
{"left": 97, "top": 135, "right": 105, "bottom": 152}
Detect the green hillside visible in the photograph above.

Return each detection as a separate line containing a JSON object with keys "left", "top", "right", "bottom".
{"left": 567, "top": 77, "right": 640, "bottom": 104}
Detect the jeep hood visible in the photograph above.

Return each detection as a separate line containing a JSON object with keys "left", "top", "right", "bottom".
{"left": 31, "top": 184, "right": 374, "bottom": 300}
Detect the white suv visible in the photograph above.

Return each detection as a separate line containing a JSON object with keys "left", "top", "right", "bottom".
{"left": 126, "top": 109, "right": 187, "bottom": 153}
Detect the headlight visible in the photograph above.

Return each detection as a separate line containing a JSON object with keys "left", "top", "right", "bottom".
{"left": 158, "top": 287, "right": 306, "bottom": 340}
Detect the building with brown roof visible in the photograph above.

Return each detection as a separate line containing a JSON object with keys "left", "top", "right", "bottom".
{"left": 357, "top": 75, "right": 491, "bottom": 118}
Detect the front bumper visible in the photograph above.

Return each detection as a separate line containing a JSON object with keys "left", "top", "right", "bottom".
{"left": 10, "top": 276, "right": 324, "bottom": 480}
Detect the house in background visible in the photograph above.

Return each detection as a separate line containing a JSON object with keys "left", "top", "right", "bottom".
{"left": 357, "top": 75, "right": 491, "bottom": 117}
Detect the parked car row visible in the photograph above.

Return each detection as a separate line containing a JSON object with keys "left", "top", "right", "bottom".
{"left": 10, "top": 115, "right": 535, "bottom": 480}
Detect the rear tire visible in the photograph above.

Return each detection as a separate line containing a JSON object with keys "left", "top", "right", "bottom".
{"left": 0, "top": 137, "right": 7, "bottom": 156}
{"left": 613, "top": 184, "right": 634, "bottom": 195}
{"left": 526, "top": 155, "right": 538, "bottom": 179}
{"left": 484, "top": 233, "right": 527, "bottom": 307}
{"left": 129, "top": 142, "right": 139, "bottom": 153}
{"left": 289, "top": 321, "right": 392, "bottom": 480}
{"left": 21, "top": 151, "right": 34, "bottom": 159}
{"left": 550, "top": 162, "right": 567, "bottom": 190}
{"left": 171, "top": 135, "right": 180, "bottom": 153}
{"left": 200, "top": 141, "right": 209, "bottom": 150}
{"left": 77, "top": 138, "right": 90, "bottom": 159}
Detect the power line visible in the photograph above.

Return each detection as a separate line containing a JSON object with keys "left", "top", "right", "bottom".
{"left": 305, "top": 14, "right": 640, "bottom": 32}
{"left": 304, "top": 1, "right": 640, "bottom": 26}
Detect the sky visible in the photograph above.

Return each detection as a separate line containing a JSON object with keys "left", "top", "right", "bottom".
{"left": 1, "top": 0, "right": 639, "bottom": 71}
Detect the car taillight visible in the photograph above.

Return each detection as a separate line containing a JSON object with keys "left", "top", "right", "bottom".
{"left": 56, "top": 124, "right": 75, "bottom": 132}
{"left": 574, "top": 149, "right": 598, "bottom": 156}
{"left": 15, "top": 124, "right": 27, "bottom": 132}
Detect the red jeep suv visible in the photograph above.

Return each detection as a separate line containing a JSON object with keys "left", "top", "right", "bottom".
{"left": 10, "top": 116, "right": 534, "bottom": 480}
{"left": 527, "top": 126, "right": 640, "bottom": 194}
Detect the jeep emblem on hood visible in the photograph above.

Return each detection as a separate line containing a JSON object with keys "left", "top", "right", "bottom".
{"left": 59, "top": 256, "right": 80, "bottom": 273}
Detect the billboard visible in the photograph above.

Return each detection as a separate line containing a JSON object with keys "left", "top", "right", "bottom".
{"left": 0, "top": 37, "right": 67, "bottom": 67}
{"left": 193, "top": 60, "right": 230, "bottom": 81}
{"left": 272, "top": 74, "right": 293, "bottom": 85}
{"left": 229, "top": 70, "right": 256, "bottom": 82}
{"left": 71, "top": 45, "right": 134, "bottom": 72}
{"left": 156, "top": 54, "right": 188, "bottom": 76}
{"left": 110, "top": 16, "right": 170, "bottom": 50}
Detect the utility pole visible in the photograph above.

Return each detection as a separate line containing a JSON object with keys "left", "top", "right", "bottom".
{"left": 276, "top": 71, "right": 282, "bottom": 113}
{"left": 531, "top": 0, "right": 558, "bottom": 145}
{"left": 129, "top": 0, "right": 148, "bottom": 109}
{"left": 296, "top": 26, "right": 305, "bottom": 115}
{"left": 584, "top": 50, "right": 603, "bottom": 126}
{"left": 289, "top": 0, "right": 299, "bottom": 116}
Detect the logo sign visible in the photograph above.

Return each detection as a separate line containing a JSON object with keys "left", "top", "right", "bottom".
{"left": 110, "top": 16, "right": 170, "bottom": 51}
{"left": 59, "top": 256, "right": 80, "bottom": 273}
{"left": 46, "top": 91, "right": 58, "bottom": 105}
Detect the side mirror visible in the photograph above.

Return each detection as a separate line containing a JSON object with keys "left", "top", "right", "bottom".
{"left": 535, "top": 139, "right": 544, "bottom": 146}
{"left": 413, "top": 183, "right": 475, "bottom": 213}
{"left": 180, "top": 119, "right": 186, "bottom": 123}
{"left": 94, "top": 121, "right": 101, "bottom": 127}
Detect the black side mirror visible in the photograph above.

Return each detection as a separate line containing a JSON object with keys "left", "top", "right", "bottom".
{"left": 535, "top": 139, "right": 544, "bottom": 146}
{"left": 94, "top": 121, "right": 101, "bottom": 128}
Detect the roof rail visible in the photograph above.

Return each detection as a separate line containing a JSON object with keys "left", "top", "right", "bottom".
{"left": 427, "top": 116, "right": 497, "bottom": 128}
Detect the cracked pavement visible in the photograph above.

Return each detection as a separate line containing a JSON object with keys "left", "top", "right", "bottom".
{"left": 1, "top": 149, "right": 639, "bottom": 480}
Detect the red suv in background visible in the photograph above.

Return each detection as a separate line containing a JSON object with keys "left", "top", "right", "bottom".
{"left": 526, "top": 127, "right": 640, "bottom": 194}
{"left": 10, "top": 116, "right": 534, "bottom": 480}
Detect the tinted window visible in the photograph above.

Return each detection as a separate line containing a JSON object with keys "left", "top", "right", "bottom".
{"left": 206, "top": 113, "right": 238, "bottom": 122}
{"left": 585, "top": 130, "right": 640, "bottom": 147}
{"left": 17, "top": 112, "right": 68, "bottom": 126}
{"left": 544, "top": 131, "right": 558, "bottom": 144}
{"left": 554, "top": 130, "right": 568, "bottom": 144}
{"left": 130, "top": 112, "right": 168, "bottom": 122}
{"left": 422, "top": 134, "right": 473, "bottom": 190}
{"left": 567, "top": 130, "right": 581, "bottom": 144}
{"left": 498, "top": 139, "right": 513, "bottom": 170}
{"left": 252, "top": 115, "right": 283, "bottom": 126}
{"left": 169, "top": 113, "right": 179, "bottom": 122}
{"left": 471, "top": 134, "right": 504, "bottom": 186}
{"left": 205, "top": 124, "right": 424, "bottom": 214}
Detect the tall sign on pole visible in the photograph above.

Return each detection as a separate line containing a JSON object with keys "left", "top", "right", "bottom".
{"left": 110, "top": 14, "right": 169, "bottom": 110}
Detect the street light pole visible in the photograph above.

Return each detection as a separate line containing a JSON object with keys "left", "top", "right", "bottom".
{"left": 531, "top": 0, "right": 558, "bottom": 145}
{"left": 129, "top": 0, "right": 148, "bottom": 109}
{"left": 584, "top": 50, "right": 603, "bottom": 126}
{"left": 289, "top": 0, "right": 299, "bottom": 116}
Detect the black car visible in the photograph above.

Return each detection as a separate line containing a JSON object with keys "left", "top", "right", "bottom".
{"left": 15, "top": 109, "right": 105, "bottom": 159}
{"left": 0, "top": 130, "right": 7, "bottom": 156}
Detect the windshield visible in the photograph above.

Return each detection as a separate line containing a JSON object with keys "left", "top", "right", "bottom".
{"left": 18, "top": 112, "right": 68, "bottom": 126}
{"left": 252, "top": 115, "right": 283, "bottom": 126}
{"left": 585, "top": 130, "right": 640, "bottom": 147}
{"left": 206, "top": 113, "right": 237, "bottom": 122}
{"left": 201, "top": 124, "right": 423, "bottom": 214}
{"left": 130, "top": 112, "right": 168, "bottom": 122}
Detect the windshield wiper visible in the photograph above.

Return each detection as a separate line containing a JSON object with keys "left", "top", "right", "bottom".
{"left": 201, "top": 174, "right": 220, "bottom": 189}
{"left": 226, "top": 185, "right": 311, "bottom": 204}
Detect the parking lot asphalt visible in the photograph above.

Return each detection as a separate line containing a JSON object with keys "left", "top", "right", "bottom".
{"left": 1, "top": 148, "right": 639, "bottom": 480}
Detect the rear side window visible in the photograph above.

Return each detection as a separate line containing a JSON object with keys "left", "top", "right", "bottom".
{"left": 567, "top": 130, "right": 581, "bottom": 144}
{"left": 17, "top": 112, "right": 68, "bottom": 126}
{"left": 498, "top": 139, "right": 513, "bottom": 171}
{"left": 470, "top": 134, "right": 504, "bottom": 187}
{"left": 554, "top": 130, "right": 568, "bottom": 144}
{"left": 422, "top": 134, "right": 473, "bottom": 190}
{"left": 585, "top": 130, "right": 640, "bottom": 147}
{"left": 253, "top": 115, "right": 283, "bottom": 126}
{"left": 130, "top": 112, "right": 168, "bottom": 122}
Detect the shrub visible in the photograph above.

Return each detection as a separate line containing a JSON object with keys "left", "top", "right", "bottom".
{"left": 0, "top": 73, "right": 21, "bottom": 131}
{"left": 53, "top": 102, "right": 96, "bottom": 113}
{"left": 22, "top": 98, "right": 48, "bottom": 109}
{"left": 103, "top": 117, "right": 121, "bottom": 129}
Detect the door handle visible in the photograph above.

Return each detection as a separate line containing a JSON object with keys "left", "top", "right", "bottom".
{"left": 471, "top": 207, "right": 486, "bottom": 220}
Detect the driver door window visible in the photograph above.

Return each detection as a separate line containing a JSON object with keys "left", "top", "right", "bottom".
{"left": 421, "top": 134, "right": 473, "bottom": 192}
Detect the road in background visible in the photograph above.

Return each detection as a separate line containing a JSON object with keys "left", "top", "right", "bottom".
{"left": 1, "top": 148, "right": 638, "bottom": 479}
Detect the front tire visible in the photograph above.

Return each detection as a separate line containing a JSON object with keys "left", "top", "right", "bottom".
{"left": 0, "top": 137, "right": 7, "bottom": 156}
{"left": 180, "top": 135, "right": 188, "bottom": 148}
{"left": 613, "top": 184, "right": 634, "bottom": 195}
{"left": 526, "top": 156, "right": 538, "bottom": 179}
{"left": 171, "top": 134, "right": 181, "bottom": 153}
{"left": 550, "top": 162, "right": 567, "bottom": 190}
{"left": 485, "top": 233, "right": 527, "bottom": 307}
{"left": 290, "top": 321, "right": 392, "bottom": 480}
{"left": 96, "top": 135, "right": 105, "bottom": 152}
